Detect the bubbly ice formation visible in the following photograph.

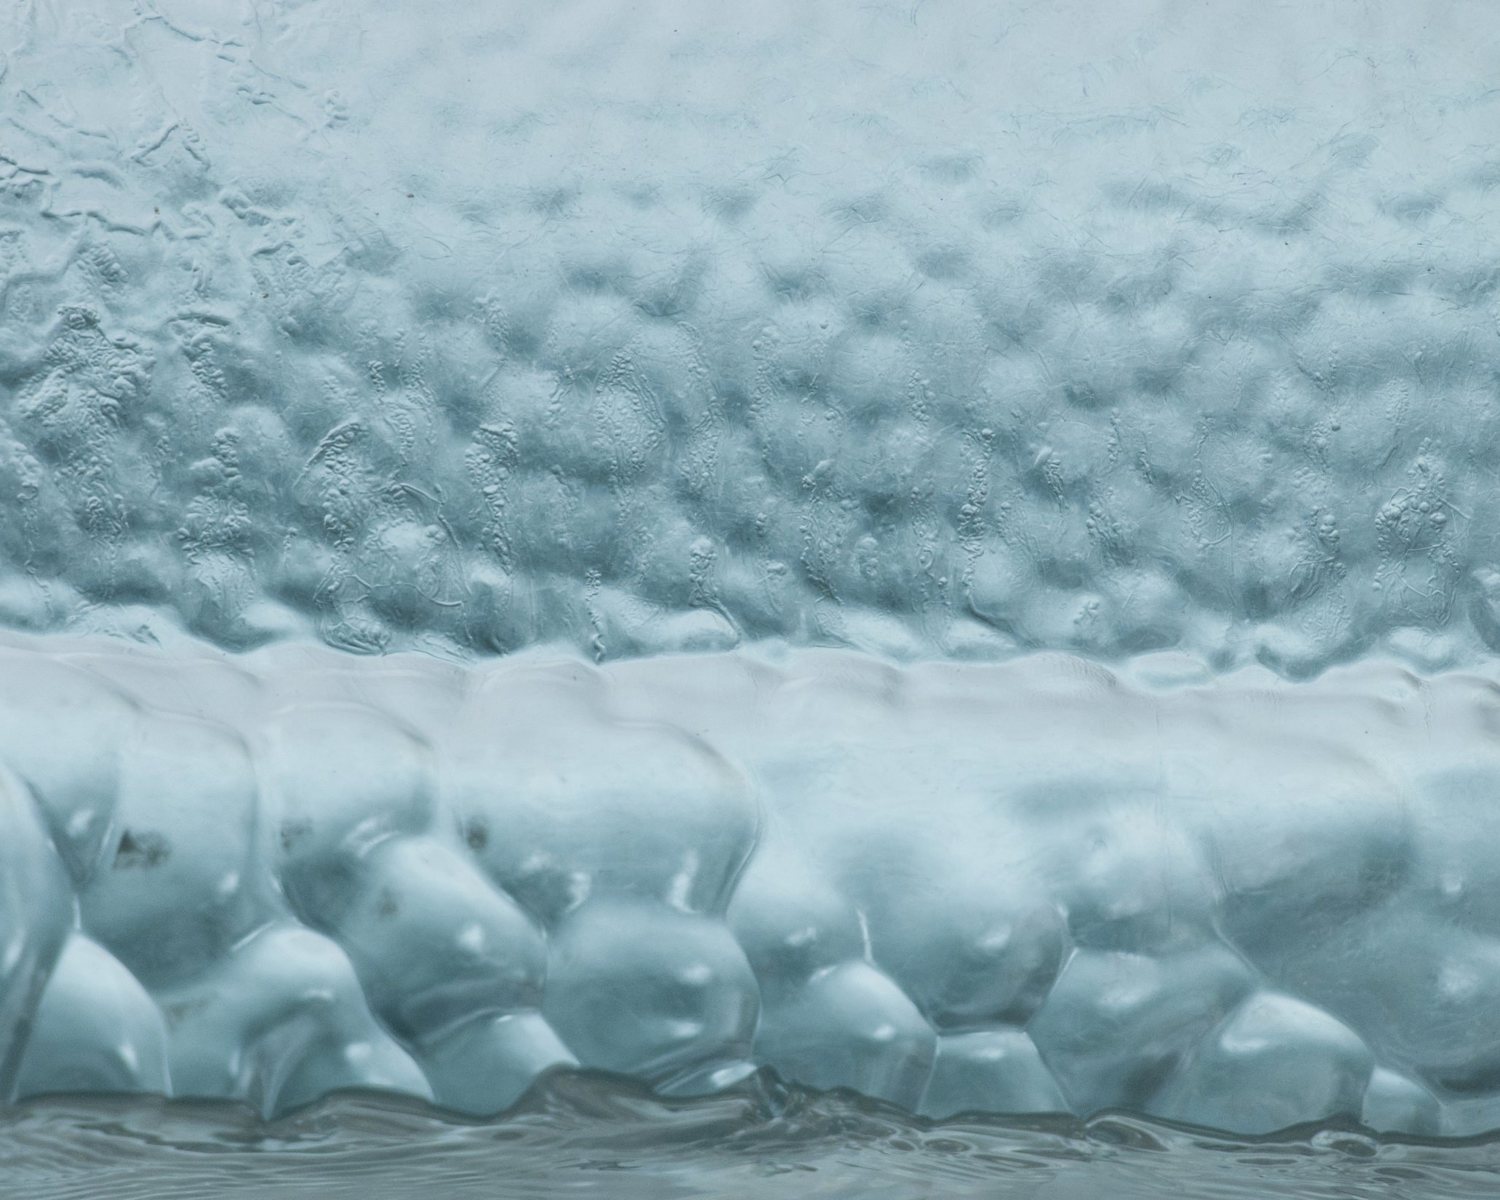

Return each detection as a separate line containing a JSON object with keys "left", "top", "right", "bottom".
{"left": 0, "top": 632, "right": 1497, "bottom": 1136}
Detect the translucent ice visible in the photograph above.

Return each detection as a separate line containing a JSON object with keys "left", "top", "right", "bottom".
{"left": 1149, "top": 993, "right": 1373, "bottom": 1135}
{"left": 12, "top": 935, "right": 168, "bottom": 1099}
{"left": 0, "top": 2, "right": 1495, "bottom": 677}
{"left": 920, "top": 1029, "right": 1068, "bottom": 1120}
{"left": 0, "top": 635, "right": 1496, "bottom": 1135}
{"left": 3, "top": 0, "right": 1500, "bottom": 1149}
{"left": 754, "top": 961, "right": 935, "bottom": 1108}
{"left": 543, "top": 900, "right": 759, "bottom": 1092}
{"left": 155, "top": 924, "right": 430, "bottom": 1118}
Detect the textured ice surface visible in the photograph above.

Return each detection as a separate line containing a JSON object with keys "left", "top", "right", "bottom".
{"left": 5, "top": 0, "right": 1500, "bottom": 1148}
{"left": 0, "top": 2, "right": 1499, "bottom": 673}
{"left": 1, "top": 633, "right": 1500, "bottom": 1135}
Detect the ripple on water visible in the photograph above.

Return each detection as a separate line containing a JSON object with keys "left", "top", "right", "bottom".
{"left": 4, "top": 1071, "right": 1500, "bottom": 1200}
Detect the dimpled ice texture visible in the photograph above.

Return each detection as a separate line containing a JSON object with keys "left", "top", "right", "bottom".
{"left": 0, "top": 1, "right": 1496, "bottom": 675}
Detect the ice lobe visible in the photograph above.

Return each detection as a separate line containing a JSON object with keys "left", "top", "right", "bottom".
{"left": 1150, "top": 992, "right": 1374, "bottom": 1136}
{"left": 0, "top": 764, "right": 72, "bottom": 1097}
{"left": 1, "top": 634, "right": 1499, "bottom": 1135}
{"left": 12, "top": 935, "right": 168, "bottom": 1100}
{"left": 155, "top": 925, "right": 431, "bottom": 1118}
{"left": 921, "top": 1030, "right": 1068, "bottom": 1120}
{"left": 544, "top": 901, "right": 759, "bottom": 1094}
{"left": 80, "top": 713, "right": 260, "bottom": 986}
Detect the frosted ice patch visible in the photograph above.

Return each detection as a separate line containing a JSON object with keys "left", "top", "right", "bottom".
{"left": 0, "top": 2, "right": 1496, "bottom": 675}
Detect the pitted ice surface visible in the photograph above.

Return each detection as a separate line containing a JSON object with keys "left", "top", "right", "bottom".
{"left": 0, "top": 2, "right": 1496, "bottom": 677}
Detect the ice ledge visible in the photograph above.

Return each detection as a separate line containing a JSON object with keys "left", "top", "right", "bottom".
{"left": 2, "top": 632, "right": 1499, "bottom": 1136}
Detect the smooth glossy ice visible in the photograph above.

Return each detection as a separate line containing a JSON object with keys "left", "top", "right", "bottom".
{"left": 1, "top": 634, "right": 1499, "bottom": 1134}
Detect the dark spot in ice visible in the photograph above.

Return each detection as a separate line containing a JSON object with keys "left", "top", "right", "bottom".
{"left": 114, "top": 829, "right": 171, "bottom": 870}
{"left": 463, "top": 819, "right": 489, "bottom": 851}
{"left": 279, "top": 819, "right": 312, "bottom": 851}
{"left": 160, "top": 996, "right": 211, "bottom": 1027}
{"left": 376, "top": 888, "right": 400, "bottom": 918}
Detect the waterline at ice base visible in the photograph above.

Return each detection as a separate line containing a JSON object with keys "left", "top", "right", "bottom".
{"left": 5, "top": 0, "right": 1500, "bottom": 1195}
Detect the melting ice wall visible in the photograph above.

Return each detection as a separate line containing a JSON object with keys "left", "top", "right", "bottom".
{"left": 2, "top": 0, "right": 1500, "bottom": 1138}
{"left": 7, "top": 635, "right": 1500, "bottom": 1137}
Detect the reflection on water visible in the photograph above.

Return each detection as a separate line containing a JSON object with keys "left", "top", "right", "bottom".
{"left": 4, "top": 1071, "right": 1499, "bottom": 1200}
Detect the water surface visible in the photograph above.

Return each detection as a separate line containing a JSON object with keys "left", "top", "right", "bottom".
{"left": 5, "top": 1072, "right": 1498, "bottom": 1200}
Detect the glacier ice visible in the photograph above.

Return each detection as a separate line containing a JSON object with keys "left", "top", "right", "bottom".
{"left": 12, "top": 934, "right": 170, "bottom": 1101}
{"left": 1148, "top": 992, "right": 1373, "bottom": 1136}
{"left": 754, "top": 959, "right": 935, "bottom": 1110}
{"left": 920, "top": 1029, "right": 1068, "bottom": 1121}
{"left": 0, "top": 634, "right": 1497, "bottom": 1135}
{"left": 3, "top": 0, "right": 1500, "bottom": 1147}
{"left": 0, "top": 2, "right": 1496, "bottom": 676}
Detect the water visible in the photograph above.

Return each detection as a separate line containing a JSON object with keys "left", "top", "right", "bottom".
{"left": 4, "top": 1073, "right": 1499, "bottom": 1200}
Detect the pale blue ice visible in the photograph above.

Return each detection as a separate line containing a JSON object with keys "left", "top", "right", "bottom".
{"left": 2, "top": 0, "right": 1500, "bottom": 1158}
